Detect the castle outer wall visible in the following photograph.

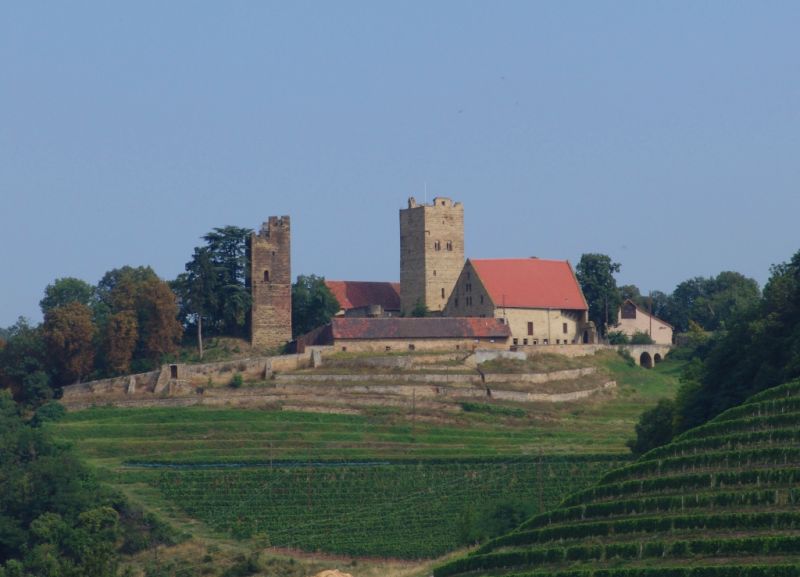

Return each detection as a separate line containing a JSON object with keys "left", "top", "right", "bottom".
{"left": 250, "top": 216, "right": 292, "bottom": 350}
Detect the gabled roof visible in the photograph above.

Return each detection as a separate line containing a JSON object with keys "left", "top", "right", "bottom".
{"left": 325, "top": 281, "right": 401, "bottom": 311}
{"left": 621, "top": 299, "right": 674, "bottom": 329}
{"left": 470, "top": 258, "right": 588, "bottom": 310}
{"left": 331, "top": 317, "right": 511, "bottom": 340}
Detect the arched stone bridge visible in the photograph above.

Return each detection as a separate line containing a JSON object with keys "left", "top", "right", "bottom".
{"left": 621, "top": 344, "right": 673, "bottom": 369}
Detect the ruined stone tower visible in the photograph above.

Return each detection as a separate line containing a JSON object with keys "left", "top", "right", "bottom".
{"left": 399, "top": 197, "right": 464, "bottom": 315}
{"left": 250, "top": 216, "right": 292, "bottom": 349}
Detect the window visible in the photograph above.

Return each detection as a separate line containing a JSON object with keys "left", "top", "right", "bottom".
{"left": 523, "top": 338, "right": 528, "bottom": 345}
{"left": 434, "top": 240, "right": 441, "bottom": 251}
{"left": 263, "top": 270, "right": 270, "bottom": 282}
{"left": 454, "top": 298, "right": 459, "bottom": 307}
{"left": 408, "top": 344, "right": 415, "bottom": 351}
{"left": 441, "top": 288, "right": 445, "bottom": 299}
{"left": 543, "top": 339, "right": 549, "bottom": 345}
{"left": 556, "top": 339, "right": 561, "bottom": 344}
{"left": 341, "top": 346, "right": 347, "bottom": 352}
{"left": 433, "top": 270, "right": 436, "bottom": 276}
{"left": 563, "top": 323, "right": 568, "bottom": 334}
{"left": 527, "top": 322, "right": 533, "bottom": 336}
{"left": 513, "top": 338, "right": 518, "bottom": 345}
{"left": 385, "top": 346, "right": 392, "bottom": 352}
{"left": 533, "top": 339, "right": 539, "bottom": 345}
{"left": 466, "top": 283, "right": 471, "bottom": 293}
{"left": 480, "top": 295, "right": 484, "bottom": 304}
{"left": 446, "top": 241, "right": 453, "bottom": 251}
{"left": 622, "top": 302, "right": 637, "bottom": 319}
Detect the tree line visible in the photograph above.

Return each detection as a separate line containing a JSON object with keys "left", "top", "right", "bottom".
{"left": 0, "top": 391, "right": 178, "bottom": 576}
{"left": 575, "top": 253, "right": 761, "bottom": 338}
{"left": 628, "top": 249, "right": 800, "bottom": 455}
{"left": 0, "top": 226, "right": 340, "bottom": 408}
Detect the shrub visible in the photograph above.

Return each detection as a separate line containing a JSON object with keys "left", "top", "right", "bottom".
{"left": 229, "top": 373, "right": 243, "bottom": 389}
{"left": 630, "top": 331, "right": 655, "bottom": 345}
{"left": 608, "top": 331, "right": 629, "bottom": 345}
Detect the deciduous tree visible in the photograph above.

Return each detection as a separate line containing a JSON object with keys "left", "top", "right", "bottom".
{"left": 576, "top": 254, "right": 621, "bottom": 336}
{"left": 291, "top": 275, "right": 340, "bottom": 337}
{"left": 39, "top": 277, "right": 95, "bottom": 315}
{"left": 42, "top": 302, "right": 96, "bottom": 385}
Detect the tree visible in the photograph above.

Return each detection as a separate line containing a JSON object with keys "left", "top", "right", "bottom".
{"left": 173, "top": 227, "right": 253, "bottom": 341}
{"left": 95, "top": 266, "right": 182, "bottom": 374}
{"left": 291, "top": 275, "right": 340, "bottom": 337}
{"left": 576, "top": 254, "right": 621, "bottom": 336}
{"left": 137, "top": 277, "right": 183, "bottom": 361}
{"left": 39, "top": 277, "right": 95, "bottom": 315}
{"left": 0, "top": 318, "right": 51, "bottom": 404}
{"left": 172, "top": 247, "right": 219, "bottom": 358}
{"left": 0, "top": 389, "right": 139, "bottom": 576}
{"left": 626, "top": 399, "right": 676, "bottom": 456}
{"left": 203, "top": 226, "right": 253, "bottom": 336}
{"left": 619, "top": 284, "right": 645, "bottom": 308}
{"left": 411, "top": 299, "right": 429, "bottom": 318}
{"left": 103, "top": 311, "right": 138, "bottom": 374}
{"left": 665, "top": 272, "right": 760, "bottom": 332}
{"left": 42, "top": 302, "right": 96, "bottom": 386}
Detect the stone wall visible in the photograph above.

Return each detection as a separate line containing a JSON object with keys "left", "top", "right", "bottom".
{"left": 61, "top": 351, "right": 312, "bottom": 402}
{"left": 250, "top": 216, "right": 292, "bottom": 350}
{"left": 399, "top": 197, "right": 464, "bottom": 314}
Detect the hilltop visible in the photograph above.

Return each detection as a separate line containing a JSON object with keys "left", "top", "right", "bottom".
{"left": 45, "top": 349, "right": 682, "bottom": 574}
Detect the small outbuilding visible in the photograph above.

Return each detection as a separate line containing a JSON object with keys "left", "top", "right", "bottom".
{"left": 612, "top": 299, "right": 673, "bottom": 345}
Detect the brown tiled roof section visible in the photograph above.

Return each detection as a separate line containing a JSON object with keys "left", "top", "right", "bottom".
{"left": 325, "top": 281, "right": 401, "bottom": 311}
{"left": 331, "top": 317, "right": 511, "bottom": 340}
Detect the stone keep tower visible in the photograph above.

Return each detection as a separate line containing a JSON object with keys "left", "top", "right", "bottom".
{"left": 250, "top": 216, "right": 292, "bottom": 349}
{"left": 400, "top": 197, "right": 464, "bottom": 314}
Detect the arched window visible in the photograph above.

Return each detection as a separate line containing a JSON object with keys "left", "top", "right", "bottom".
{"left": 263, "top": 270, "right": 270, "bottom": 282}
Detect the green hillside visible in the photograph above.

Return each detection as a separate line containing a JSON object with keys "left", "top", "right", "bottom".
{"left": 47, "top": 352, "right": 680, "bottom": 560}
{"left": 436, "top": 379, "right": 800, "bottom": 576}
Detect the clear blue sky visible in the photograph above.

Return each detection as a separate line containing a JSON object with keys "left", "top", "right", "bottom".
{"left": 2, "top": 2, "right": 799, "bottom": 326}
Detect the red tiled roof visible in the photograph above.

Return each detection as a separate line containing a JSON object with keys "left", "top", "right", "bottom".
{"left": 325, "top": 281, "right": 401, "bottom": 311}
{"left": 471, "top": 258, "right": 588, "bottom": 310}
{"left": 331, "top": 317, "right": 511, "bottom": 340}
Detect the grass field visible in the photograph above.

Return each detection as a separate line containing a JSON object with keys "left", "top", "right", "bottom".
{"left": 50, "top": 350, "right": 684, "bottom": 563}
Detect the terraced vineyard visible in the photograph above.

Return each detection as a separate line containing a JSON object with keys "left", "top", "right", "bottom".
{"left": 149, "top": 457, "right": 622, "bottom": 558}
{"left": 436, "top": 379, "right": 800, "bottom": 576}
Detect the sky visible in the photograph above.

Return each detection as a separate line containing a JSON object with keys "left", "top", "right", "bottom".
{"left": 2, "top": 1, "right": 799, "bottom": 327}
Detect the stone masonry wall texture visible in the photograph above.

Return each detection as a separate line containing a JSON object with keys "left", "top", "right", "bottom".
{"left": 399, "top": 197, "right": 464, "bottom": 314}
{"left": 250, "top": 216, "right": 292, "bottom": 349}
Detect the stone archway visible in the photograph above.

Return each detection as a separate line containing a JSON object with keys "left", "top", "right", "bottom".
{"left": 654, "top": 353, "right": 662, "bottom": 364}
{"left": 640, "top": 352, "right": 653, "bottom": 369}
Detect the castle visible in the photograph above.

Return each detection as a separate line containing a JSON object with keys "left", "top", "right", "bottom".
{"left": 251, "top": 198, "right": 596, "bottom": 351}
